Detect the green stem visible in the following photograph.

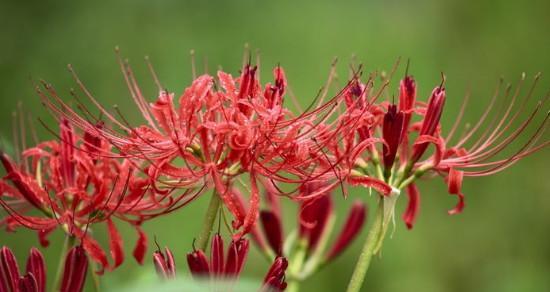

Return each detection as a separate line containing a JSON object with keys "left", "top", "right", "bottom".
{"left": 52, "top": 235, "right": 75, "bottom": 292}
{"left": 346, "top": 199, "right": 385, "bottom": 292}
{"left": 196, "top": 191, "right": 222, "bottom": 251}
{"left": 90, "top": 260, "right": 101, "bottom": 292}
{"left": 286, "top": 239, "right": 308, "bottom": 292}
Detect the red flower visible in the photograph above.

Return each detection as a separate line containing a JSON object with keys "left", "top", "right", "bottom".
{"left": 37, "top": 54, "right": 382, "bottom": 241}
{"left": 0, "top": 120, "right": 175, "bottom": 272}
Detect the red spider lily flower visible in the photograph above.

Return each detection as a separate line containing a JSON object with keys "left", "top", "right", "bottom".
{"left": 36, "top": 53, "right": 388, "bottom": 241}
{"left": 0, "top": 120, "right": 175, "bottom": 272}
{"left": 357, "top": 72, "right": 548, "bottom": 229}
{"left": 153, "top": 247, "right": 176, "bottom": 279}
{"left": 0, "top": 246, "right": 46, "bottom": 292}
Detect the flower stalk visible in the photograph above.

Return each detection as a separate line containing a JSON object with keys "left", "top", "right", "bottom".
{"left": 196, "top": 191, "right": 222, "bottom": 251}
{"left": 346, "top": 199, "right": 384, "bottom": 292}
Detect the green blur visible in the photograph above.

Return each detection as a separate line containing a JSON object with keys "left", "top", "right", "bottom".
{"left": 1, "top": 0, "right": 549, "bottom": 291}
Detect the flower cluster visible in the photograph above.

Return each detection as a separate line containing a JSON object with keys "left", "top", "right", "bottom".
{"left": 0, "top": 51, "right": 547, "bottom": 291}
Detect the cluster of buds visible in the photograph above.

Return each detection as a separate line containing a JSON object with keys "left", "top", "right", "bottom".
{"left": 153, "top": 234, "right": 288, "bottom": 291}
{"left": 0, "top": 245, "right": 88, "bottom": 292}
{"left": 254, "top": 182, "right": 366, "bottom": 281}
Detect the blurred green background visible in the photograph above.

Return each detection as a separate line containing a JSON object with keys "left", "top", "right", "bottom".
{"left": 1, "top": 0, "right": 549, "bottom": 291}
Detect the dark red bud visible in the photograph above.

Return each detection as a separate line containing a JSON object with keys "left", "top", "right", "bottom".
{"left": 262, "top": 257, "right": 288, "bottom": 291}
{"left": 18, "top": 273, "right": 38, "bottom": 292}
{"left": 224, "top": 238, "right": 249, "bottom": 277}
{"left": 186, "top": 249, "right": 210, "bottom": 277}
{"left": 260, "top": 210, "right": 284, "bottom": 256}
{"left": 398, "top": 76, "right": 416, "bottom": 143}
{"left": 326, "top": 201, "right": 367, "bottom": 261}
{"left": 382, "top": 105, "right": 405, "bottom": 171}
{"left": 0, "top": 246, "right": 21, "bottom": 292}
{"left": 26, "top": 248, "right": 46, "bottom": 292}
{"left": 153, "top": 247, "right": 176, "bottom": 279}
{"left": 60, "top": 246, "right": 89, "bottom": 292}
{"left": 299, "top": 191, "right": 333, "bottom": 249}
{"left": 210, "top": 234, "right": 225, "bottom": 276}
{"left": 411, "top": 87, "right": 446, "bottom": 163}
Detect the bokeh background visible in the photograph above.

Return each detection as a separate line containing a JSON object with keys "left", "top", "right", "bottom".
{"left": 1, "top": 0, "right": 549, "bottom": 291}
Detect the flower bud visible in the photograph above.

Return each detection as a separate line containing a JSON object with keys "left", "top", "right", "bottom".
{"left": 186, "top": 249, "right": 210, "bottom": 277}
{"left": 60, "top": 246, "right": 89, "bottom": 292}
{"left": 26, "top": 248, "right": 46, "bottom": 292}
{"left": 262, "top": 257, "right": 288, "bottom": 292}
{"left": 153, "top": 247, "right": 176, "bottom": 279}
{"left": 382, "top": 104, "right": 404, "bottom": 171}
{"left": 411, "top": 87, "right": 445, "bottom": 163}
{"left": 224, "top": 238, "right": 249, "bottom": 277}
{"left": 0, "top": 246, "right": 20, "bottom": 292}
{"left": 299, "top": 193, "right": 332, "bottom": 249}
{"left": 260, "top": 210, "right": 284, "bottom": 256}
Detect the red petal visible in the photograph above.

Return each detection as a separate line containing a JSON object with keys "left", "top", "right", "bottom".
{"left": 107, "top": 219, "right": 124, "bottom": 269}
{"left": 326, "top": 201, "right": 367, "bottom": 261}
{"left": 132, "top": 226, "right": 147, "bottom": 265}
{"left": 447, "top": 169, "right": 465, "bottom": 215}
{"left": 403, "top": 183, "right": 420, "bottom": 229}
{"left": 347, "top": 176, "right": 393, "bottom": 196}
{"left": 413, "top": 135, "right": 445, "bottom": 166}
{"left": 234, "top": 173, "right": 259, "bottom": 239}
{"left": 81, "top": 237, "right": 108, "bottom": 274}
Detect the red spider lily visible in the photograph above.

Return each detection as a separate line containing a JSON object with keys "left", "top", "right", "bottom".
{"left": 0, "top": 245, "right": 88, "bottom": 292}
{"left": 0, "top": 118, "right": 198, "bottom": 272}
{"left": 348, "top": 71, "right": 548, "bottom": 229}
{"left": 36, "top": 54, "right": 389, "bottom": 241}
{"left": 152, "top": 235, "right": 288, "bottom": 291}
{"left": 255, "top": 183, "right": 367, "bottom": 278}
